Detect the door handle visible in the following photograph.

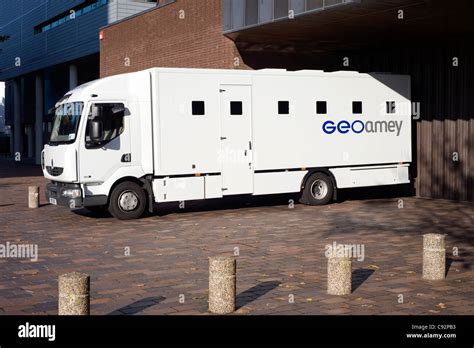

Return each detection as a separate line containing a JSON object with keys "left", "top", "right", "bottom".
{"left": 244, "top": 150, "right": 247, "bottom": 156}
{"left": 220, "top": 137, "right": 227, "bottom": 140}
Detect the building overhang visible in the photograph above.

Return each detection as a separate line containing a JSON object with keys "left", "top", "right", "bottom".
{"left": 225, "top": 0, "right": 474, "bottom": 54}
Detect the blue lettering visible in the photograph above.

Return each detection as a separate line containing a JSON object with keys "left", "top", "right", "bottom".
{"left": 351, "top": 120, "right": 364, "bottom": 134}
{"left": 337, "top": 121, "right": 350, "bottom": 134}
{"left": 322, "top": 121, "right": 336, "bottom": 134}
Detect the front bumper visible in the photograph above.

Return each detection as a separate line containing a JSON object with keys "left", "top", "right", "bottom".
{"left": 46, "top": 182, "right": 109, "bottom": 209}
{"left": 46, "top": 182, "right": 82, "bottom": 209}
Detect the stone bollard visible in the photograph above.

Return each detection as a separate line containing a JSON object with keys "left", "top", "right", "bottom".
{"left": 327, "top": 255, "right": 352, "bottom": 295}
{"left": 422, "top": 233, "right": 446, "bottom": 280}
{"left": 58, "top": 272, "right": 90, "bottom": 315}
{"left": 28, "top": 186, "right": 39, "bottom": 209}
{"left": 208, "top": 256, "right": 236, "bottom": 314}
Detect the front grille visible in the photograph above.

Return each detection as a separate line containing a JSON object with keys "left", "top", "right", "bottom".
{"left": 46, "top": 166, "right": 64, "bottom": 177}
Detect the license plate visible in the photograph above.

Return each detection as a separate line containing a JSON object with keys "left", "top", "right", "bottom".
{"left": 49, "top": 197, "right": 57, "bottom": 205}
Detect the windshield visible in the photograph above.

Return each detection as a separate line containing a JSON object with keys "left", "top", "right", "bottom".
{"left": 50, "top": 102, "right": 84, "bottom": 144}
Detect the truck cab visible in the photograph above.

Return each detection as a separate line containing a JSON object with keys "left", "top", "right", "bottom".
{"left": 42, "top": 71, "right": 153, "bottom": 219}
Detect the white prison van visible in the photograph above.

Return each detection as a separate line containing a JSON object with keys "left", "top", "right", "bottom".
{"left": 42, "top": 67, "right": 411, "bottom": 219}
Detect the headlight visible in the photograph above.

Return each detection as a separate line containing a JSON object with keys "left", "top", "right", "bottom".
{"left": 61, "top": 188, "right": 81, "bottom": 198}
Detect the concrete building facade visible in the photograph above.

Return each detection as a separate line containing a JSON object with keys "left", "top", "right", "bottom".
{"left": 0, "top": 0, "right": 164, "bottom": 163}
{"left": 99, "top": 0, "right": 474, "bottom": 202}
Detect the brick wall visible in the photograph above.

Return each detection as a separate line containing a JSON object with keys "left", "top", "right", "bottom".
{"left": 100, "top": 0, "right": 248, "bottom": 77}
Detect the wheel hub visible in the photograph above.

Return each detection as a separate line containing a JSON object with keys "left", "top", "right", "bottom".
{"left": 118, "top": 191, "right": 139, "bottom": 212}
{"left": 310, "top": 179, "right": 328, "bottom": 200}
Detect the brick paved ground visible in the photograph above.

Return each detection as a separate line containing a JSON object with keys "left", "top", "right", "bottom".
{"left": 0, "top": 158, "right": 473, "bottom": 315}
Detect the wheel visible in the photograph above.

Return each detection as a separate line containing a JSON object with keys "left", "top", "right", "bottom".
{"left": 301, "top": 172, "right": 334, "bottom": 206}
{"left": 108, "top": 181, "right": 147, "bottom": 220}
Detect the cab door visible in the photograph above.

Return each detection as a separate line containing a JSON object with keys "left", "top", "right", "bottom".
{"left": 79, "top": 102, "right": 131, "bottom": 183}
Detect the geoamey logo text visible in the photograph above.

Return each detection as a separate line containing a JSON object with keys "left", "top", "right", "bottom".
{"left": 322, "top": 120, "right": 403, "bottom": 136}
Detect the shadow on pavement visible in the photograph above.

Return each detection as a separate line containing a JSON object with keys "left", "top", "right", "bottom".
{"left": 154, "top": 193, "right": 301, "bottom": 217}
{"left": 352, "top": 268, "right": 375, "bottom": 292}
{"left": 236, "top": 281, "right": 281, "bottom": 309}
{"left": 0, "top": 158, "right": 43, "bottom": 179}
{"left": 338, "top": 183, "right": 414, "bottom": 202}
{"left": 108, "top": 296, "right": 166, "bottom": 315}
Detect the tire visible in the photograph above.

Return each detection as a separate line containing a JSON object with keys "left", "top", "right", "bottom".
{"left": 108, "top": 181, "right": 147, "bottom": 220}
{"left": 301, "top": 172, "right": 334, "bottom": 206}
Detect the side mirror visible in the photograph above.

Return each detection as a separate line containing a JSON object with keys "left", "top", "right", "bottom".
{"left": 91, "top": 104, "right": 101, "bottom": 119}
{"left": 90, "top": 120, "right": 103, "bottom": 142}
{"left": 112, "top": 105, "right": 125, "bottom": 115}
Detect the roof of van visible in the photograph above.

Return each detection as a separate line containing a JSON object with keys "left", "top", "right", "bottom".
{"left": 142, "top": 67, "right": 365, "bottom": 77}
